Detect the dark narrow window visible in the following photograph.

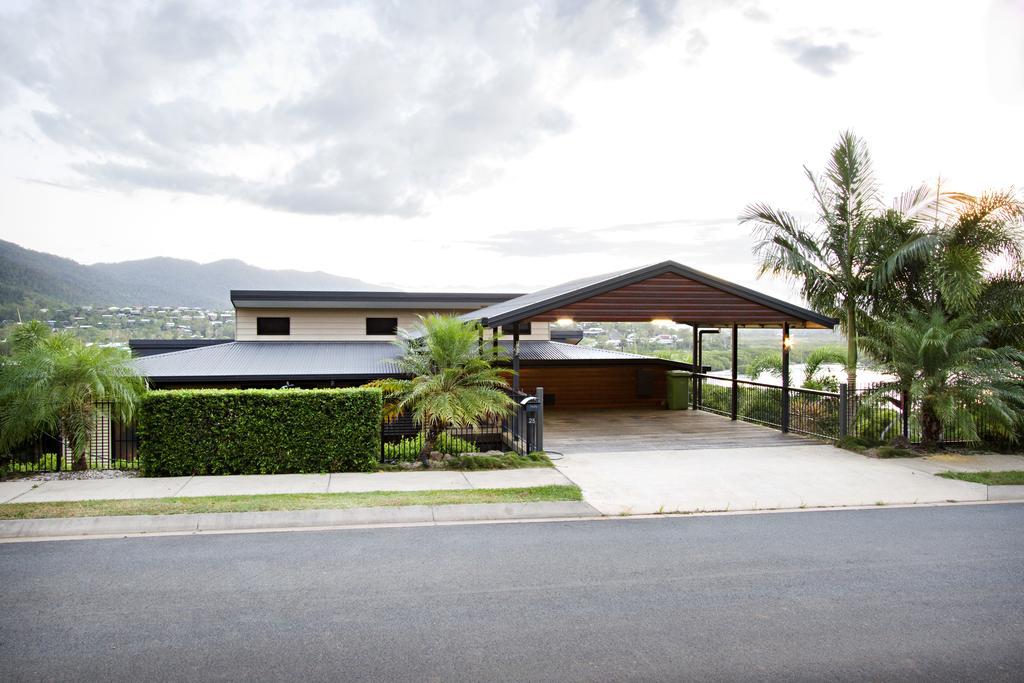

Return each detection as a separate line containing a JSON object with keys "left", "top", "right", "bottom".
{"left": 501, "top": 322, "right": 532, "bottom": 335}
{"left": 366, "top": 317, "right": 399, "bottom": 335}
{"left": 256, "top": 317, "right": 290, "bottom": 335}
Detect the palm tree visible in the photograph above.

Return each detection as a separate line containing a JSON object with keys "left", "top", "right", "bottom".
{"left": 863, "top": 309, "right": 1024, "bottom": 448}
{"left": 873, "top": 189, "right": 1024, "bottom": 319}
{"left": 0, "top": 330, "right": 148, "bottom": 470}
{"left": 367, "top": 315, "right": 515, "bottom": 466}
{"left": 741, "top": 131, "right": 934, "bottom": 395}
{"left": 746, "top": 346, "right": 846, "bottom": 391}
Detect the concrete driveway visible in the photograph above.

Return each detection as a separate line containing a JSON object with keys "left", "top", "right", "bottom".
{"left": 546, "top": 410, "right": 990, "bottom": 515}
{"left": 554, "top": 444, "right": 989, "bottom": 515}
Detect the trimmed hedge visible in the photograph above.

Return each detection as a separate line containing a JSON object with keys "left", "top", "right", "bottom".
{"left": 138, "top": 388, "right": 382, "bottom": 476}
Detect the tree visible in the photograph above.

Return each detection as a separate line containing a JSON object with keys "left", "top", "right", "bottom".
{"left": 746, "top": 346, "right": 846, "bottom": 391}
{"left": 873, "top": 189, "right": 1024, "bottom": 321}
{"left": 862, "top": 309, "right": 1024, "bottom": 449}
{"left": 367, "top": 315, "right": 515, "bottom": 467}
{"left": 0, "top": 330, "right": 147, "bottom": 470}
{"left": 741, "top": 131, "right": 933, "bottom": 395}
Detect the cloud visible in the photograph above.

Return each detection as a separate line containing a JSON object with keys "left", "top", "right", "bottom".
{"left": 742, "top": 6, "right": 771, "bottom": 23}
{"left": 777, "top": 36, "right": 854, "bottom": 77}
{"left": 685, "top": 29, "right": 710, "bottom": 62}
{"left": 473, "top": 218, "right": 750, "bottom": 262}
{"left": 0, "top": 0, "right": 685, "bottom": 217}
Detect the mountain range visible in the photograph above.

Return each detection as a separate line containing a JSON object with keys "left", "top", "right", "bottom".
{"left": 0, "top": 239, "right": 388, "bottom": 314}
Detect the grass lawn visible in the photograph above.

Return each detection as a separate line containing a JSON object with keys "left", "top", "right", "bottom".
{"left": 0, "top": 485, "right": 582, "bottom": 520}
{"left": 937, "top": 471, "right": 1024, "bottom": 485}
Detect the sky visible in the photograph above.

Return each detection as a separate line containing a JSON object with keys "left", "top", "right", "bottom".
{"left": 1, "top": 0, "right": 1022, "bottom": 300}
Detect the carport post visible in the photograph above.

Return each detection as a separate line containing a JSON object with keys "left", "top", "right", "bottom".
{"left": 730, "top": 323, "right": 738, "bottom": 420}
{"left": 690, "top": 324, "right": 699, "bottom": 409}
{"left": 781, "top": 322, "right": 791, "bottom": 433}
{"left": 512, "top": 322, "right": 520, "bottom": 393}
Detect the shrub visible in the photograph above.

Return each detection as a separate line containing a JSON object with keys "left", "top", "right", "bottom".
{"left": 853, "top": 407, "right": 901, "bottom": 442}
{"left": 383, "top": 433, "right": 477, "bottom": 461}
{"left": 875, "top": 445, "right": 918, "bottom": 458}
{"left": 446, "top": 451, "right": 552, "bottom": 470}
{"left": 138, "top": 388, "right": 382, "bottom": 476}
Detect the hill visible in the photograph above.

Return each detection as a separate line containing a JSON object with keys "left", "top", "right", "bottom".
{"left": 0, "top": 239, "right": 388, "bottom": 315}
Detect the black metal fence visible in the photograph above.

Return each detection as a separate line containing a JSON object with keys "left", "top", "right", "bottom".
{"left": 380, "top": 388, "right": 545, "bottom": 462}
{"left": 695, "top": 374, "right": 1015, "bottom": 447}
{"left": 696, "top": 373, "right": 840, "bottom": 440}
{"left": 1, "top": 401, "right": 139, "bottom": 473}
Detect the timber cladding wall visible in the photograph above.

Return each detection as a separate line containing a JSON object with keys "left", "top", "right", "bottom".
{"left": 517, "top": 365, "right": 668, "bottom": 409}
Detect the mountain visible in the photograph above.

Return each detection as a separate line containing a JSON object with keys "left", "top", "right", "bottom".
{"left": 0, "top": 239, "right": 389, "bottom": 314}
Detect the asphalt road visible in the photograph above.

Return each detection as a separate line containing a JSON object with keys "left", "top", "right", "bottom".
{"left": 2, "top": 504, "right": 1023, "bottom": 682}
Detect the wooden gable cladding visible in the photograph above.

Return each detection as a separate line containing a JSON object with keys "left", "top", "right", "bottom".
{"left": 530, "top": 272, "right": 806, "bottom": 325}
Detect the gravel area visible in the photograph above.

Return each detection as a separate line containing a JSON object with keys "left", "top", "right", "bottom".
{"left": 4, "top": 469, "right": 141, "bottom": 482}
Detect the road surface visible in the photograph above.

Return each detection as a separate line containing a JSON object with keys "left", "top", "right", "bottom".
{"left": 2, "top": 504, "right": 1022, "bottom": 681}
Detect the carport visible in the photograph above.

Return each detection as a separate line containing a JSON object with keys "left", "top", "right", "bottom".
{"left": 461, "top": 261, "right": 838, "bottom": 448}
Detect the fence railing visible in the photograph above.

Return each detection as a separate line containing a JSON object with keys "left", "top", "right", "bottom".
{"left": 695, "top": 373, "right": 840, "bottom": 440}
{"left": 694, "top": 374, "right": 1014, "bottom": 447}
{"left": 380, "top": 387, "right": 544, "bottom": 463}
{"left": 1, "top": 401, "right": 139, "bottom": 473}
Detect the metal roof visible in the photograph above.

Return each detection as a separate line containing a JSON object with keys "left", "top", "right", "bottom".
{"left": 129, "top": 339, "right": 232, "bottom": 357}
{"left": 459, "top": 261, "right": 838, "bottom": 329}
{"left": 136, "top": 340, "right": 683, "bottom": 382}
{"left": 231, "top": 290, "right": 522, "bottom": 310}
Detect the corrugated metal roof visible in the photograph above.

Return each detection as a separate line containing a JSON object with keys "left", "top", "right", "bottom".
{"left": 459, "top": 260, "right": 838, "bottom": 329}
{"left": 136, "top": 342, "right": 403, "bottom": 380}
{"left": 136, "top": 340, "right": 681, "bottom": 381}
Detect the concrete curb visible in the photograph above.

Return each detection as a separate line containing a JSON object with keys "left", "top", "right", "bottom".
{"left": 987, "top": 485, "right": 1024, "bottom": 501}
{"left": 0, "top": 501, "right": 600, "bottom": 540}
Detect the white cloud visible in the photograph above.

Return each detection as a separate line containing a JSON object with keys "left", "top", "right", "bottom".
{"left": 0, "top": 0, "right": 684, "bottom": 217}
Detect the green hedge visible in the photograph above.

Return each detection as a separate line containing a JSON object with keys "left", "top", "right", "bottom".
{"left": 138, "top": 388, "right": 382, "bottom": 476}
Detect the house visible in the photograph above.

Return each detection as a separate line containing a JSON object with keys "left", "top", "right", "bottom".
{"left": 133, "top": 261, "right": 835, "bottom": 410}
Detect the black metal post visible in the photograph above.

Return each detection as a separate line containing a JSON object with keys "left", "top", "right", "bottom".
{"left": 781, "top": 322, "right": 790, "bottom": 433}
{"left": 535, "top": 387, "right": 544, "bottom": 451}
{"left": 730, "top": 323, "right": 738, "bottom": 420}
{"left": 839, "top": 383, "right": 848, "bottom": 438}
{"left": 512, "top": 322, "right": 520, "bottom": 393}
{"left": 690, "top": 324, "right": 699, "bottom": 409}
{"left": 478, "top": 326, "right": 483, "bottom": 356}
{"left": 901, "top": 389, "right": 910, "bottom": 439}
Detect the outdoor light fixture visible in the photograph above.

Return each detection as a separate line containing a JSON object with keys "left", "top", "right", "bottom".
{"left": 783, "top": 334, "right": 794, "bottom": 350}
{"left": 555, "top": 318, "right": 574, "bottom": 326}
{"left": 650, "top": 318, "right": 674, "bottom": 326}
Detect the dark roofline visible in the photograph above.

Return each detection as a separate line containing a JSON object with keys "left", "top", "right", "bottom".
{"left": 468, "top": 261, "right": 838, "bottom": 329}
{"left": 128, "top": 339, "right": 232, "bottom": 357}
{"left": 231, "top": 290, "right": 522, "bottom": 309}
{"left": 148, "top": 372, "right": 402, "bottom": 384}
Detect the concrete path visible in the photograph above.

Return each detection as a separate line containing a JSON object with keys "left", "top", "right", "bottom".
{"left": 554, "top": 444, "right": 992, "bottom": 515}
{"left": 0, "top": 468, "right": 572, "bottom": 504}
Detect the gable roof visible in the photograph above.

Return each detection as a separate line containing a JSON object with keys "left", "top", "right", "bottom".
{"left": 459, "top": 261, "right": 837, "bottom": 329}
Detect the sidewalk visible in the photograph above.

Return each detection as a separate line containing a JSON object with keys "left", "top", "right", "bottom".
{"left": 0, "top": 468, "right": 574, "bottom": 504}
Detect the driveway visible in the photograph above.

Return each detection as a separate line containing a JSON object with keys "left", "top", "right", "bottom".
{"left": 547, "top": 409, "right": 990, "bottom": 514}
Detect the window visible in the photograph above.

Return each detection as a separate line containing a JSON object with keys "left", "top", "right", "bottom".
{"left": 501, "top": 322, "right": 532, "bottom": 335}
{"left": 366, "top": 317, "right": 398, "bottom": 335}
{"left": 256, "top": 317, "right": 290, "bottom": 336}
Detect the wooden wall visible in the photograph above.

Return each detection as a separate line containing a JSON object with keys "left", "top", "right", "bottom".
{"left": 517, "top": 365, "right": 668, "bottom": 409}
{"left": 236, "top": 308, "right": 550, "bottom": 342}
{"left": 533, "top": 272, "right": 805, "bottom": 326}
